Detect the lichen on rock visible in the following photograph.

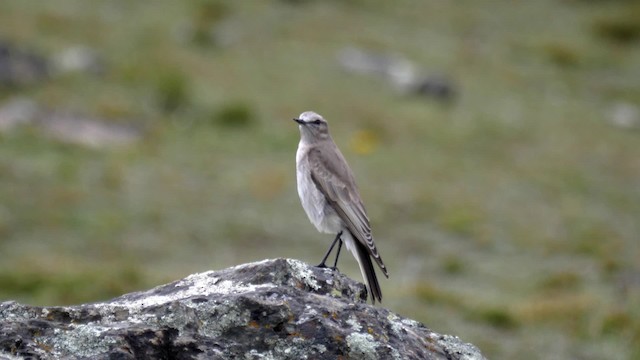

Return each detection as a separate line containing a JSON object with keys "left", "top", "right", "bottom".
{"left": 0, "top": 258, "right": 485, "bottom": 360}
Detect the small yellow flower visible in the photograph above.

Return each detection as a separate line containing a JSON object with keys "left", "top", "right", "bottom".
{"left": 350, "top": 129, "right": 379, "bottom": 155}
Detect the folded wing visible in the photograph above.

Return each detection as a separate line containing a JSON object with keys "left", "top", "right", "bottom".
{"left": 308, "top": 147, "right": 388, "bottom": 277}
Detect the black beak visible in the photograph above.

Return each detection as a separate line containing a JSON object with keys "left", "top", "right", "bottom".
{"left": 293, "top": 118, "right": 305, "bottom": 125}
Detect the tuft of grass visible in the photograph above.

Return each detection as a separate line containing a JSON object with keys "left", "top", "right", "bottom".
{"left": 154, "top": 69, "right": 191, "bottom": 113}
{"left": 413, "top": 282, "right": 462, "bottom": 307}
{"left": 441, "top": 254, "right": 465, "bottom": 275}
{"left": 599, "top": 310, "right": 634, "bottom": 336}
{"left": 514, "top": 293, "right": 594, "bottom": 334}
{"left": 190, "top": 0, "right": 229, "bottom": 46}
{"left": 541, "top": 42, "right": 581, "bottom": 67}
{"left": 468, "top": 307, "right": 519, "bottom": 330}
{"left": 538, "top": 271, "right": 582, "bottom": 293}
{"left": 211, "top": 101, "right": 256, "bottom": 128}
{"left": 592, "top": 14, "right": 640, "bottom": 44}
{"left": 436, "top": 203, "right": 485, "bottom": 238}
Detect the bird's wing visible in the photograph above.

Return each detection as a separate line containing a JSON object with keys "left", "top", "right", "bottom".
{"left": 308, "top": 146, "right": 388, "bottom": 277}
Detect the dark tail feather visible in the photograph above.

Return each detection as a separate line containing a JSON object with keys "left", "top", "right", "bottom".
{"left": 354, "top": 240, "right": 382, "bottom": 304}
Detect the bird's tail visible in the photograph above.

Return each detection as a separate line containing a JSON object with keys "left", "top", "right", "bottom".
{"left": 351, "top": 235, "right": 382, "bottom": 304}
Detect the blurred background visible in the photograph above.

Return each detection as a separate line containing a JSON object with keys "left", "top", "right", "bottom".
{"left": 1, "top": 0, "right": 639, "bottom": 358}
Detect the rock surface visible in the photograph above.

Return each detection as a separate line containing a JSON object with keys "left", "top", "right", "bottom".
{"left": 0, "top": 97, "right": 143, "bottom": 148}
{"left": 0, "top": 258, "right": 486, "bottom": 360}
{"left": 337, "top": 47, "right": 456, "bottom": 102}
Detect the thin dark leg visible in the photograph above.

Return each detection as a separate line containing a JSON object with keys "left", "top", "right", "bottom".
{"left": 331, "top": 239, "right": 343, "bottom": 270}
{"left": 317, "top": 231, "right": 342, "bottom": 268}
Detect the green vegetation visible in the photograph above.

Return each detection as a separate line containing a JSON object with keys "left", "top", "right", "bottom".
{"left": 1, "top": 1, "right": 639, "bottom": 359}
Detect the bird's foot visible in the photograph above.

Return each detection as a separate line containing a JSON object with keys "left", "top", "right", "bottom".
{"left": 316, "top": 263, "right": 339, "bottom": 272}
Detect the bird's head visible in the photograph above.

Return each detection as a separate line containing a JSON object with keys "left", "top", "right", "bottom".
{"left": 293, "top": 111, "right": 330, "bottom": 142}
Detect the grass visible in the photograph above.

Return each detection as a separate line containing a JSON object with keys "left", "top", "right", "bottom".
{"left": 1, "top": 0, "right": 639, "bottom": 359}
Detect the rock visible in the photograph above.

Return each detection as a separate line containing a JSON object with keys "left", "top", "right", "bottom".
{"left": 337, "top": 47, "right": 456, "bottom": 102}
{"left": 0, "top": 97, "right": 38, "bottom": 131}
{"left": 36, "top": 112, "right": 142, "bottom": 148}
{"left": 608, "top": 102, "right": 640, "bottom": 131}
{"left": 0, "top": 40, "right": 49, "bottom": 88}
{"left": 409, "top": 75, "right": 456, "bottom": 102}
{"left": 0, "top": 41, "right": 104, "bottom": 88}
{"left": 0, "top": 258, "right": 485, "bottom": 360}
{"left": 53, "top": 46, "right": 105, "bottom": 75}
{"left": 0, "top": 97, "right": 143, "bottom": 148}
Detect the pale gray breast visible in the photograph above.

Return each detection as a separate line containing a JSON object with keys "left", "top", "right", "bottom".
{"left": 296, "top": 143, "right": 342, "bottom": 234}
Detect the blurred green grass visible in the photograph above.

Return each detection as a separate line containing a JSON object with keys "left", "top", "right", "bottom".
{"left": 1, "top": 1, "right": 639, "bottom": 359}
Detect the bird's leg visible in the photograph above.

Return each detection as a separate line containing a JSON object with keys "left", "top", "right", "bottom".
{"left": 317, "top": 231, "right": 342, "bottom": 268}
{"left": 331, "top": 238, "right": 343, "bottom": 271}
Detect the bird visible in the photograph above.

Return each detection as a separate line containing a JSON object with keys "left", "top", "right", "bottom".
{"left": 293, "top": 111, "right": 388, "bottom": 303}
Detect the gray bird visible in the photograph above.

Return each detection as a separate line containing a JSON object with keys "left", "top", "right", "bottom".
{"left": 293, "top": 111, "right": 389, "bottom": 303}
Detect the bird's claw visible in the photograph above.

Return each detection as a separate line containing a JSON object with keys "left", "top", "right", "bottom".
{"left": 315, "top": 263, "right": 339, "bottom": 272}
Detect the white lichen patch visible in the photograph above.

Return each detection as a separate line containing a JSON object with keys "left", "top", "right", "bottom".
{"left": 390, "top": 346, "right": 403, "bottom": 360}
{"left": 0, "top": 301, "right": 32, "bottom": 322}
{"left": 311, "top": 343, "right": 327, "bottom": 354}
{"left": 387, "top": 313, "right": 405, "bottom": 336}
{"left": 230, "top": 258, "right": 273, "bottom": 270}
{"left": 0, "top": 351, "right": 26, "bottom": 360}
{"left": 346, "top": 332, "right": 378, "bottom": 360}
{"left": 296, "top": 305, "right": 319, "bottom": 324}
{"left": 50, "top": 324, "right": 117, "bottom": 358}
{"left": 400, "top": 318, "right": 420, "bottom": 328}
{"left": 267, "top": 337, "right": 326, "bottom": 360}
{"left": 108, "top": 272, "right": 273, "bottom": 309}
{"left": 198, "top": 300, "right": 251, "bottom": 338}
{"left": 286, "top": 259, "right": 320, "bottom": 290}
{"left": 388, "top": 313, "right": 426, "bottom": 339}
{"left": 346, "top": 315, "right": 362, "bottom": 331}
{"left": 435, "top": 334, "right": 486, "bottom": 360}
{"left": 330, "top": 288, "right": 343, "bottom": 298}
{"left": 244, "top": 349, "right": 276, "bottom": 360}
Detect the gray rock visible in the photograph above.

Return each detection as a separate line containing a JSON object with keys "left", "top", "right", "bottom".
{"left": 36, "top": 112, "right": 142, "bottom": 148}
{"left": 0, "top": 258, "right": 486, "bottom": 360}
{"left": 608, "top": 102, "right": 640, "bottom": 130}
{"left": 53, "top": 46, "right": 105, "bottom": 75}
{"left": 0, "top": 97, "right": 38, "bottom": 131}
{"left": 337, "top": 47, "right": 456, "bottom": 102}
{"left": 0, "top": 97, "right": 142, "bottom": 148}
{"left": 0, "top": 40, "right": 49, "bottom": 88}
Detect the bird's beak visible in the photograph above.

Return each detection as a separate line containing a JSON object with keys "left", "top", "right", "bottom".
{"left": 293, "top": 118, "right": 305, "bottom": 125}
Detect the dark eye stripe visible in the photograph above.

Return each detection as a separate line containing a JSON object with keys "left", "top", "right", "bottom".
{"left": 313, "top": 120, "right": 321, "bottom": 124}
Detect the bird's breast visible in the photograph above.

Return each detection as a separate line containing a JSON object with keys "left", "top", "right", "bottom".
{"left": 296, "top": 143, "right": 342, "bottom": 234}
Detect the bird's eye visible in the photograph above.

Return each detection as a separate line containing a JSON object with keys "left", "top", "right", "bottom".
{"left": 313, "top": 120, "right": 321, "bottom": 125}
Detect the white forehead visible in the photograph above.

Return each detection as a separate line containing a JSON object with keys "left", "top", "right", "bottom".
{"left": 298, "top": 111, "right": 323, "bottom": 122}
